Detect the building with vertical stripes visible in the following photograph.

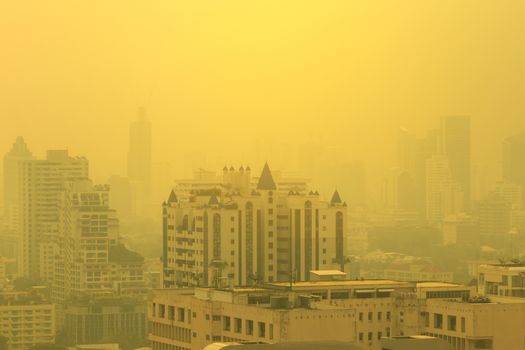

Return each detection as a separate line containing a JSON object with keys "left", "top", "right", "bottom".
{"left": 162, "top": 163, "right": 348, "bottom": 288}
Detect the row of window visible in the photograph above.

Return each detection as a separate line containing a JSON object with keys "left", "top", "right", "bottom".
{"left": 358, "top": 329, "right": 390, "bottom": 342}
{"left": 222, "top": 316, "right": 274, "bottom": 339}
{"left": 358, "top": 311, "right": 391, "bottom": 322}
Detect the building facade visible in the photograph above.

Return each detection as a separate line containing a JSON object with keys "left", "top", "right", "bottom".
{"left": 162, "top": 164, "right": 348, "bottom": 288}
{"left": 0, "top": 289, "right": 56, "bottom": 350}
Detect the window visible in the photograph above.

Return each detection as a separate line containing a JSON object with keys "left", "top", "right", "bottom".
{"left": 377, "top": 312, "right": 382, "bottom": 321}
{"left": 159, "top": 304, "right": 165, "bottom": 318}
{"left": 358, "top": 333, "right": 363, "bottom": 342}
{"left": 386, "top": 312, "right": 391, "bottom": 320}
{"left": 359, "top": 312, "right": 363, "bottom": 321}
{"left": 368, "top": 332, "right": 372, "bottom": 341}
{"left": 502, "top": 275, "right": 508, "bottom": 285}
{"left": 434, "top": 313, "right": 443, "bottom": 329}
{"left": 246, "top": 320, "right": 254, "bottom": 335}
{"left": 234, "top": 318, "right": 242, "bottom": 333}
{"left": 258, "top": 322, "right": 266, "bottom": 337}
{"left": 461, "top": 317, "right": 466, "bottom": 332}
{"left": 386, "top": 328, "right": 391, "bottom": 337}
{"left": 447, "top": 315, "right": 457, "bottom": 331}
{"left": 368, "top": 312, "right": 373, "bottom": 321}
{"left": 268, "top": 209, "right": 273, "bottom": 214}
{"left": 223, "top": 316, "right": 231, "bottom": 331}
{"left": 168, "top": 306, "right": 175, "bottom": 320}
{"left": 177, "top": 307, "right": 185, "bottom": 322}
{"left": 269, "top": 324, "right": 274, "bottom": 340}
{"left": 377, "top": 332, "right": 382, "bottom": 340}
{"left": 212, "top": 315, "right": 221, "bottom": 321}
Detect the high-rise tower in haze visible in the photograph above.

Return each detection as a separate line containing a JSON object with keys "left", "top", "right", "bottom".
{"left": 17, "top": 150, "right": 89, "bottom": 279}
{"left": 440, "top": 116, "right": 471, "bottom": 209}
{"left": 3, "top": 137, "right": 34, "bottom": 231}
{"left": 503, "top": 132, "right": 525, "bottom": 187}
{"left": 127, "top": 107, "right": 152, "bottom": 215}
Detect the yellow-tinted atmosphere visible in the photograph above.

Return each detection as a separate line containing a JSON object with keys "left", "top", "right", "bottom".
{"left": 1, "top": 1, "right": 525, "bottom": 184}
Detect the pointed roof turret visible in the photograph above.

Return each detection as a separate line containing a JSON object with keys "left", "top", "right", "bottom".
{"left": 239, "top": 165, "right": 244, "bottom": 172}
{"left": 168, "top": 190, "right": 178, "bottom": 204}
{"left": 229, "top": 165, "right": 235, "bottom": 171}
{"left": 246, "top": 165, "right": 251, "bottom": 171}
{"left": 257, "top": 163, "right": 277, "bottom": 191}
{"left": 330, "top": 190, "right": 342, "bottom": 205}
{"left": 223, "top": 165, "right": 228, "bottom": 171}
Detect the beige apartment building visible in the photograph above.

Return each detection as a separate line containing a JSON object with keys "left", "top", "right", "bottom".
{"left": 162, "top": 164, "right": 348, "bottom": 288}
{"left": 0, "top": 289, "right": 56, "bottom": 350}
{"left": 53, "top": 180, "right": 147, "bottom": 303}
{"left": 478, "top": 262, "right": 525, "bottom": 298}
{"left": 148, "top": 276, "right": 525, "bottom": 350}
{"left": 148, "top": 279, "right": 466, "bottom": 350}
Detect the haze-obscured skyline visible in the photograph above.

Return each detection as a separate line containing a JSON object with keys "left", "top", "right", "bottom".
{"left": 2, "top": 1, "right": 525, "bottom": 184}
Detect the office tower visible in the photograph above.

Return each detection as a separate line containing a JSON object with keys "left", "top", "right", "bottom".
{"left": 383, "top": 167, "right": 417, "bottom": 214}
{"left": 503, "top": 132, "right": 525, "bottom": 186}
{"left": 162, "top": 163, "right": 348, "bottom": 288}
{"left": 426, "top": 155, "right": 464, "bottom": 223}
{"left": 442, "top": 214, "right": 479, "bottom": 245}
{"left": 397, "top": 128, "right": 439, "bottom": 220}
{"left": 53, "top": 180, "right": 147, "bottom": 303}
{"left": 127, "top": 107, "right": 152, "bottom": 215}
{"left": 398, "top": 127, "right": 417, "bottom": 175}
{"left": 17, "top": 149, "right": 89, "bottom": 279}
{"left": 440, "top": 116, "right": 471, "bottom": 209}
{"left": 477, "top": 192, "right": 512, "bottom": 238}
{"left": 3, "top": 137, "right": 34, "bottom": 232}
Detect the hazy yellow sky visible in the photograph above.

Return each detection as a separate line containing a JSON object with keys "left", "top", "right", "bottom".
{"left": 1, "top": 1, "right": 525, "bottom": 183}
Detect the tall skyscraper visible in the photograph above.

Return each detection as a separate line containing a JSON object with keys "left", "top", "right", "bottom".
{"left": 3, "top": 137, "right": 34, "bottom": 232}
{"left": 127, "top": 107, "right": 152, "bottom": 215}
{"left": 396, "top": 128, "right": 439, "bottom": 219}
{"left": 440, "top": 116, "right": 471, "bottom": 209}
{"left": 17, "top": 149, "right": 89, "bottom": 279}
{"left": 426, "top": 155, "right": 464, "bottom": 223}
{"left": 503, "top": 132, "right": 525, "bottom": 186}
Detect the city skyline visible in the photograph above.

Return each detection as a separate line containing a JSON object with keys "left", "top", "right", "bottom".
{"left": 2, "top": 2, "right": 525, "bottom": 350}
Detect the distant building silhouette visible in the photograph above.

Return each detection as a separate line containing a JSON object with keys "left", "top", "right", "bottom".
{"left": 128, "top": 107, "right": 152, "bottom": 215}
{"left": 440, "top": 116, "right": 471, "bottom": 210}
{"left": 3, "top": 137, "right": 34, "bottom": 232}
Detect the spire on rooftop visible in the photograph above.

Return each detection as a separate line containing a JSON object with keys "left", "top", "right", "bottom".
{"left": 330, "top": 190, "right": 343, "bottom": 205}
{"left": 168, "top": 190, "right": 178, "bottom": 204}
{"left": 257, "top": 162, "right": 277, "bottom": 191}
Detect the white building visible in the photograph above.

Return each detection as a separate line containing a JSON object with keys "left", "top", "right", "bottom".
{"left": 163, "top": 163, "right": 348, "bottom": 287}
{"left": 14, "top": 148, "right": 89, "bottom": 280}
